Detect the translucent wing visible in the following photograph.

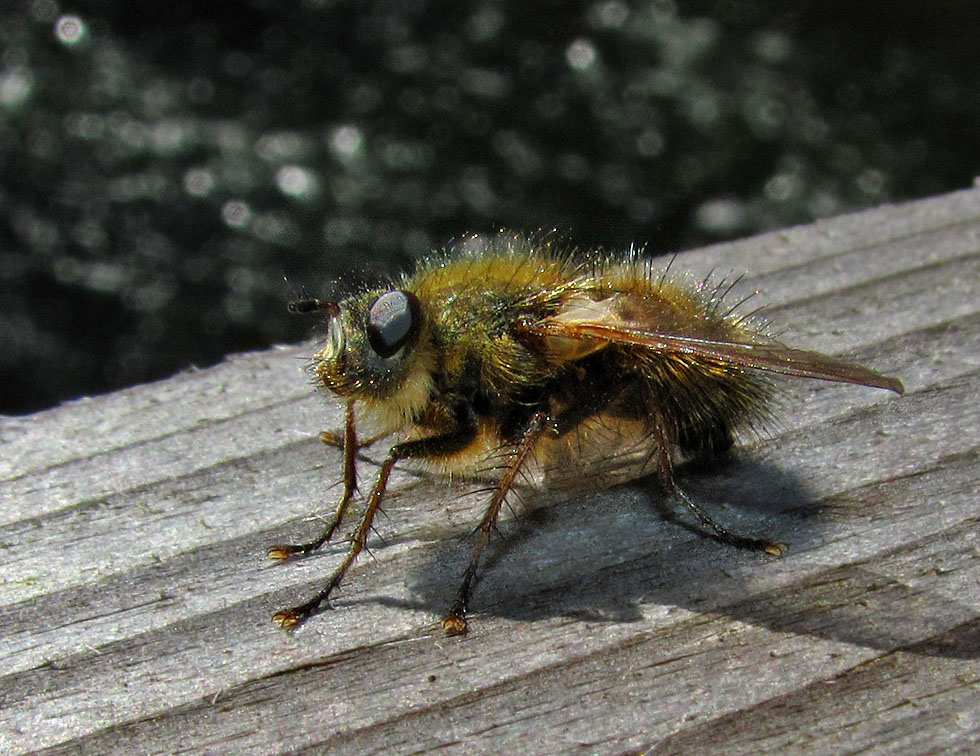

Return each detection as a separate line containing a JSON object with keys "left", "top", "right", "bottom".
{"left": 520, "top": 299, "right": 904, "bottom": 394}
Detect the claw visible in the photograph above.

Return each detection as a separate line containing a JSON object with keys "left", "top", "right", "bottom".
{"left": 267, "top": 545, "right": 299, "bottom": 562}
{"left": 442, "top": 613, "right": 468, "bottom": 637}
{"left": 764, "top": 541, "right": 789, "bottom": 557}
{"left": 272, "top": 609, "right": 304, "bottom": 630}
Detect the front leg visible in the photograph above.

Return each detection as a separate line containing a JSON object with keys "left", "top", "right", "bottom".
{"left": 273, "top": 400, "right": 479, "bottom": 630}
{"left": 267, "top": 399, "right": 360, "bottom": 560}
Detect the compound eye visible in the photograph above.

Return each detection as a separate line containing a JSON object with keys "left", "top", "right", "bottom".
{"left": 366, "top": 290, "right": 422, "bottom": 359}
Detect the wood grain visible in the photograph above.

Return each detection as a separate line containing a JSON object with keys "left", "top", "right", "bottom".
{"left": 2, "top": 188, "right": 979, "bottom": 755}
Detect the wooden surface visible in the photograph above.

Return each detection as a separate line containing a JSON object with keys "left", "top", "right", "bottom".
{"left": 2, "top": 188, "right": 979, "bottom": 755}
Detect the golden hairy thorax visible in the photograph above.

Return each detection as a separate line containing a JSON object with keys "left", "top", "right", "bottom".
{"left": 410, "top": 243, "right": 753, "bottom": 358}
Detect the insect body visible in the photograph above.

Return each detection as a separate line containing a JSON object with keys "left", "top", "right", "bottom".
{"left": 270, "top": 232, "right": 903, "bottom": 635}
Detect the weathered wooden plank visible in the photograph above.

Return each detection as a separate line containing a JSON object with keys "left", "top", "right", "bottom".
{"left": 2, "top": 188, "right": 979, "bottom": 755}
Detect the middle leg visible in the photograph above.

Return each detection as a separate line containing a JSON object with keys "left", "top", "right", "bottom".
{"left": 443, "top": 411, "right": 549, "bottom": 636}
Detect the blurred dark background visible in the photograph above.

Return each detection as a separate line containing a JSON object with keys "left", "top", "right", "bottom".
{"left": 2, "top": 0, "right": 978, "bottom": 415}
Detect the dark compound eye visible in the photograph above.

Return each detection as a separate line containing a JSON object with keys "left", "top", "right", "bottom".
{"left": 366, "top": 290, "right": 422, "bottom": 359}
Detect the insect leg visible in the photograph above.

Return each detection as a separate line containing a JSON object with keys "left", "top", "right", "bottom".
{"left": 319, "top": 405, "right": 390, "bottom": 452}
{"left": 319, "top": 428, "right": 389, "bottom": 450}
{"left": 273, "top": 410, "right": 478, "bottom": 630}
{"left": 651, "top": 417, "right": 786, "bottom": 556}
{"left": 267, "top": 400, "right": 360, "bottom": 560}
{"left": 443, "top": 411, "right": 549, "bottom": 636}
